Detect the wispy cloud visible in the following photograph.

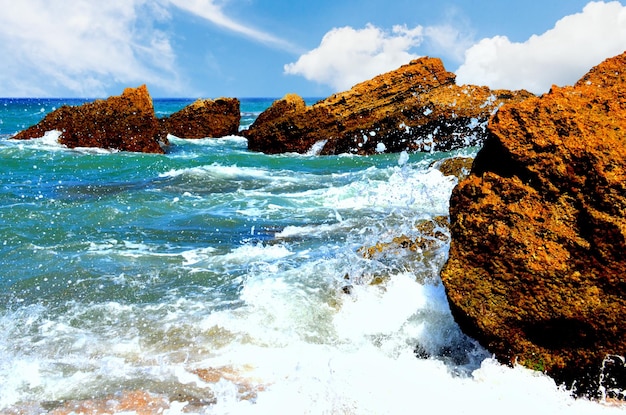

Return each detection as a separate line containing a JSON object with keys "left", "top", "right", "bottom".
{"left": 0, "top": 0, "right": 297, "bottom": 97}
{"left": 167, "top": 0, "right": 301, "bottom": 53}
{"left": 455, "top": 1, "right": 626, "bottom": 93}
{"left": 0, "top": 0, "right": 180, "bottom": 97}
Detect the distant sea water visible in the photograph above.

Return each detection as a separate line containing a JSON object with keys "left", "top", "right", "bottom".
{"left": 0, "top": 98, "right": 621, "bottom": 414}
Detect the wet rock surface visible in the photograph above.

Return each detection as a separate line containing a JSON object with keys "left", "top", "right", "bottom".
{"left": 440, "top": 51, "right": 626, "bottom": 397}
{"left": 161, "top": 97, "right": 240, "bottom": 139}
{"left": 12, "top": 85, "right": 168, "bottom": 153}
{"left": 243, "top": 57, "right": 533, "bottom": 155}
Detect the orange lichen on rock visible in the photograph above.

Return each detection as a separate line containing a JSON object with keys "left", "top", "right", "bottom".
{"left": 12, "top": 85, "right": 167, "bottom": 153}
{"left": 243, "top": 57, "right": 532, "bottom": 155}
{"left": 441, "top": 51, "right": 626, "bottom": 397}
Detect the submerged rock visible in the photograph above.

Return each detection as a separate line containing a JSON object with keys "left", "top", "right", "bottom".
{"left": 432, "top": 156, "right": 474, "bottom": 182}
{"left": 359, "top": 216, "right": 451, "bottom": 285}
{"left": 12, "top": 85, "right": 167, "bottom": 153}
{"left": 441, "top": 51, "right": 626, "bottom": 397}
{"left": 243, "top": 57, "right": 533, "bottom": 155}
{"left": 161, "top": 97, "right": 240, "bottom": 138}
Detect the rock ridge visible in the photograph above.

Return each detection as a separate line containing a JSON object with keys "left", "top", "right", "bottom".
{"left": 243, "top": 57, "right": 533, "bottom": 155}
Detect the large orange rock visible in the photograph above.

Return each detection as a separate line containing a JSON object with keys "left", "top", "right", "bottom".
{"left": 162, "top": 97, "right": 240, "bottom": 138}
{"left": 441, "top": 51, "right": 626, "bottom": 396}
{"left": 12, "top": 85, "right": 167, "bottom": 153}
{"left": 243, "top": 57, "right": 533, "bottom": 155}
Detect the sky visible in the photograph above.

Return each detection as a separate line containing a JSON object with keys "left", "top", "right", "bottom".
{"left": 0, "top": 0, "right": 625, "bottom": 98}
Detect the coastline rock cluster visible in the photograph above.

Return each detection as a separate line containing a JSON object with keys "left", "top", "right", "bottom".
{"left": 12, "top": 86, "right": 240, "bottom": 153}
{"left": 243, "top": 57, "right": 533, "bottom": 155}
{"left": 12, "top": 59, "right": 529, "bottom": 157}
{"left": 441, "top": 51, "right": 626, "bottom": 396}
{"left": 9, "top": 48, "right": 626, "bottom": 398}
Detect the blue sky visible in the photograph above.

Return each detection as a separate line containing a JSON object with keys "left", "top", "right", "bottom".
{"left": 0, "top": 0, "right": 625, "bottom": 98}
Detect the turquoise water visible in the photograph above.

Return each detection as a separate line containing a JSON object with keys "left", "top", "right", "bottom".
{"left": 0, "top": 99, "right": 620, "bottom": 414}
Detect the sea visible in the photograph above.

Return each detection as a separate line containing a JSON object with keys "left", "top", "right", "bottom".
{"left": 0, "top": 98, "right": 622, "bottom": 414}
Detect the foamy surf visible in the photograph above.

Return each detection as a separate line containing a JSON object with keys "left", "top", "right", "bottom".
{"left": 0, "top": 99, "right": 622, "bottom": 414}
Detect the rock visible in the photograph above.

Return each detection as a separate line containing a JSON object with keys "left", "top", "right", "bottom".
{"left": 12, "top": 85, "right": 167, "bottom": 153}
{"left": 161, "top": 97, "right": 240, "bottom": 138}
{"left": 359, "top": 216, "right": 450, "bottom": 284}
{"left": 243, "top": 57, "right": 533, "bottom": 155}
{"left": 440, "top": 51, "right": 626, "bottom": 397}
{"left": 432, "top": 156, "right": 474, "bottom": 181}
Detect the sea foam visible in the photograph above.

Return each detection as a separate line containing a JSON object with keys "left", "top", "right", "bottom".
{"left": 0, "top": 103, "right": 622, "bottom": 413}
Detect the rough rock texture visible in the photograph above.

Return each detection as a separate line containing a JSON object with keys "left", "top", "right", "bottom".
{"left": 355, "top": 215, "right": 452, "bottom": 291}
{"left": 243, "top": 57, "right": 533, "bottom": 155}
{"left": 431, "top": 156, "right": 474, "bottom": 182}
{"left": 12, "top": 85, "right": 167, "bottom": 153}
{"left": 441, "top": 51, "right": 626, "bottom": 396}
{"left": 162, "top": 98, "right": 240, "bottom": 138}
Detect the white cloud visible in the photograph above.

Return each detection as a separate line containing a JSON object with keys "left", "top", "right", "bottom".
{"left": 283, "top": 20, "right": 475, "bottom": 92}
{"left": 0, "top": 0, "right": 300, "bottom": 97}
{"left": 0, "top": 0, "right": 179, "bottom": 97}
{"left": 168, "top": 0, "right": 299, "bottom": 53}
{"left": 455, "top": 1, "right": 626, "bottom": 93}
{"left": 284, "top": 24, "right": 425, "bottom": 91}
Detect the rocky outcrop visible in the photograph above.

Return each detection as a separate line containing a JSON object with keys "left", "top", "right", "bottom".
{"left": 243, "top": 57, "right": 533, "bottom": 155}
{"left": 12, "top": 85, "right": 167, "bottom": 153}
{"left": 440, "top": 51, "right": 626, "bottom": 397}
{"left": 161, "top": 97, "right": 240, "bottom": 138}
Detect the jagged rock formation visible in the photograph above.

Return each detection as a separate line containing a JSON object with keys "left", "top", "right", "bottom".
{"left": 243, "top": 57, "right": 533, "bottom": 155}
{"left": 441, "top": 51, "right": 626, "bottom": 397}
{"left": 161, "top": 97, "right": 240, "bottom": 138}
{"left": 12, "top": 85, "right": 167, "bottom": 154}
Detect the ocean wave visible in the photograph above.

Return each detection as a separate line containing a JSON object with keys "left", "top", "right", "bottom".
{"left": 167, "top": 134, "right": 248, "bottom": 146}
{"left": 158, "top": 163, "right": 279, "bottom": 181}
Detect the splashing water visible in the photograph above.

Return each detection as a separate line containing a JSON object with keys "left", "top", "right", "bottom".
{"left": 0, "top": 98, "right": 622, "bottom": 414}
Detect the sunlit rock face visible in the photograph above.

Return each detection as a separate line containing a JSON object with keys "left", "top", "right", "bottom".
{"left": 161, "top": 97, "right": 240, "bottom": 139}
{"left": 243, "top": 57, "right": 533, "bottom": 155}
{"left": 441, "top": 51, "right": 626, "bottom": 397}
{"left": 12, "top": 85, "right": 168, "bottom": 154}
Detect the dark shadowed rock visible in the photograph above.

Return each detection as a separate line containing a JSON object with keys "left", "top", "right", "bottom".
{"left": 12, "top": 85, "right": 167, "bottom": 153}
{"left": 161, "top": 98, "right": 240, "bottom": 138}
{"left": 441, "top": 51, "right": 626, "bottom": 397}
{"left": 243, "top": 57, "right": 533, "bottom": 155}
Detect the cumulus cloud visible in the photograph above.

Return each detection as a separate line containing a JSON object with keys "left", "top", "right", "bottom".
{"left": 284, "top": 24, "right": 425, "bottom": 91}
{"left": 0, "top": 0, "right": 181, "bottom": 97}
{"left": 284, "top": 21, "right": 474, "bottom": 92}
{"left": 456, "top": 1, "right": 626, "bottom": 93}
